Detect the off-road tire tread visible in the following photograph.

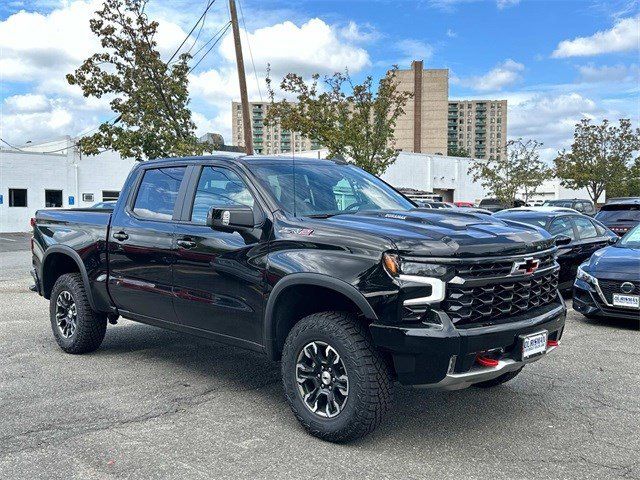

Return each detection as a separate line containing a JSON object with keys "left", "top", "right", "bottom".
{"left": 281, "top": 311, "right": 393, "bottom": 442}
{"left": 50, "top": 273, "right": 107, "bottom": 354}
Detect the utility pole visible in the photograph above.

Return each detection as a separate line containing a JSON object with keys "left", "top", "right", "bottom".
{"left": 229, "top": 0, "right": 253, "bottom": 155}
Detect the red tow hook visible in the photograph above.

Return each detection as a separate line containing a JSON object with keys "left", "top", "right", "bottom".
{"left": 476, "top": 354, "right": 499, "bottom": 368}
{"left": 547, "top": 340, "right": 559, "bottom": 347}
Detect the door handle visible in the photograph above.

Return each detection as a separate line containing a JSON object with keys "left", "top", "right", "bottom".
{"left": 177, "top": 239, "right": 197, "bottom": 249}
{"left": 112, "top": 231, "right": 129, "bottom": 241}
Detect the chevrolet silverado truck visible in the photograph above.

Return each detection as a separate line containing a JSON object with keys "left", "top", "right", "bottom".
{"left": 32, "top": 155, "right": 567, "bottom": 442}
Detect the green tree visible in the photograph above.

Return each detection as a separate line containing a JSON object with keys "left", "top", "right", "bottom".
{"left": 265, "top": 66, "right": 412, "bottom": 176}
{"left": 447, "top": 145, "right": 471, "bottom": 157}
{"left": 468, "top": 139, "right": 552, "bottom": 204}
{"left": 67, "top": 0, "right": 210, "bottom": 160}
{"left": 554, "top": 119, "right": 640, "bottom": 204}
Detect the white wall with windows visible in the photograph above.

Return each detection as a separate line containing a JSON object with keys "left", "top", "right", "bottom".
{"left": 0, "top": 139, "right": 137, "bottom": 232}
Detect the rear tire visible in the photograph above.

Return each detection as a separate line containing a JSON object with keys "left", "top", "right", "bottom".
{"left": 281, "top": 311, "right": 393, "bottom": 442}
{"left": 473, "top": 367, "right": 523, "bottom": 388}
{"left": 50, "top": 273, "right": 107, "bottom": 354}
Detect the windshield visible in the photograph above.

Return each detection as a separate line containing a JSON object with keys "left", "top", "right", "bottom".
{"left": 496, "top": 214, "right": 547, "bottom": 228}
{"left": 543, "top": 200, "right": 572, "bottom": 207}
{"left": 620, "top": 225, "right": 640, "bottom": 248}
{"left": 595, "top": 205, "right": 640, "bottom": 222}
{"left": 247, "top": 161, "right": 414, "bottom": 216}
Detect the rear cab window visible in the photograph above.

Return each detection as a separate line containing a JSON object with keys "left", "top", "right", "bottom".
{"left": 132, "top": 167, "right": 186, "bottom": 220}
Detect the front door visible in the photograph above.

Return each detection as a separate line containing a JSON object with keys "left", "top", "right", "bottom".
{"left": 172, "top": 164, "right": 267, "bottom": 346}
{"left": 108, "top": 165, "right": 188, "bottom": 322}
{"left": 548, "top": 216, "right": 579, "bottom": 289}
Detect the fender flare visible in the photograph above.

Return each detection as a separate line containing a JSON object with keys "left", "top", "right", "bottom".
{"left": 41, "top": 245, "right": 98, "bottom": 311}
{"left": 263, "top": 273, "right": 378, "bottom": 360}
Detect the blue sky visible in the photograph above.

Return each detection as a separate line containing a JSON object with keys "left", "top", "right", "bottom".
{"left": 1, "top": 0, "right": 638, "bottom": 160}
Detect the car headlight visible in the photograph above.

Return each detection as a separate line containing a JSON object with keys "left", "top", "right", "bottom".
{"left": 576, "top": 265, "right": 597, "bottom": 286}
{"left": 382, "top": 253, "right": 449, "bottom": 278}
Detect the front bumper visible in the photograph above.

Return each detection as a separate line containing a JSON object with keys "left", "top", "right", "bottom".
{"left": 370, "top": 301, "right": 566, "bottom": 388}
{"left": 573, "top": 279, "right": 640, "bottom": 321}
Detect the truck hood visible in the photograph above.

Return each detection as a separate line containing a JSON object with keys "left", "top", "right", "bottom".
{"left": 303, "top": 209, "right": 554, "bottom": 258}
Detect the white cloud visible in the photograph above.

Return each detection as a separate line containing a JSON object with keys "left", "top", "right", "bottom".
{"left": 340, "top": 21, "right": 381, "bottom": 43}
{"left": 446, "top": 28, "right": 457, "bottom": 38}
{"left": 577, "top": 63, "right": 639, "bottom": 83}
{"left": 552, "top": 15, "right": 640, "bottom": 58}
{"left": 507, "top": 92, "right": 609, "bottom": 160}
{"left": 0, "top": 1, "right": 371, "bottom": 146}
{"left": 219, "top": 18, "right": 370, "bottom": 79}
{"left": 395, "top": 39, "right": 434, "bottom": 65}
{"left": 455, "top": 59, "right": 525, "bottom": 91}
{"left": 496, "top": 0, "right": 520, "bottom": 9}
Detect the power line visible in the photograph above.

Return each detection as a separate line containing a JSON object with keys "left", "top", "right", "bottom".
{"left": 167, "top": 0, "right": 217, "bottom": 64}
{"left": 237, "top": 0, "right": 262, "bottom": 102}
{"left": 184, "top": 0, "right": 212, "bottom": 57}
{"left": 189, "top": 22, "right": 231, "bottom": 74}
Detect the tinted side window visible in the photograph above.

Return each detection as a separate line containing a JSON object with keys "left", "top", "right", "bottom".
{"left": 191, "top": 167, "right": 254, "bottom": 224}
{"left": 573, "top": 216, "right": 598, "bottom": 239}
{"left": 133, "top": 167, "right": 186, "bottom": 220}
{"left": 549, "top": 217, "right": 576, "bottom": 239}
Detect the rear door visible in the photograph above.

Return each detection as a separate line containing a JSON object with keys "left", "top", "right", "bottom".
{"left": 108, "top": 165, "right": 188, "bottom": 322}
{"left": 171, "top": 163, "right": 268, "bottom": 346}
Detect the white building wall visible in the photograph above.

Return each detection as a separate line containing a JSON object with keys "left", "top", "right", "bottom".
{"left": 0, "top": 145, "right": 136, "bottom": 233}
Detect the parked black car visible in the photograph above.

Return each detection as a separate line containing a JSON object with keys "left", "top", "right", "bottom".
{"left": 31, "top": 156, "right": 567, "bottom": 442}
{"left": 543, "top": 199, "right": 596, "bottom": 216}
{"left": 574, "top": 224, "right": 640, "bottom": 322}
{"left": 595, "top": 198, "right": 640, "bottom": 236}
{"left": 494, "top": 209, "right": 617, "bottom": 291}
{"left": 479, "top": 198, "right": 526, "bottom": 213}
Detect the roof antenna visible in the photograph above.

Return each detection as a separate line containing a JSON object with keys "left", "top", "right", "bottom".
{"left": 292, "top": 134, "right": 297, "bottom": 217}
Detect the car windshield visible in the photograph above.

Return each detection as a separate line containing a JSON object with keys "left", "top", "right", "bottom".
{"left": 495, "top": 214, "right": 547, "bottom": 228}
{"left": 596, "top": 204, "right": 640, "bottom": 222}
{"left": 247, "top": 161, "right": 414, "bottom": 217}
{"left": 619, "top": 225, "right": 640, "bottom": 248}
{"left": 543, "top": 200, "right": 572, "bottom": 207}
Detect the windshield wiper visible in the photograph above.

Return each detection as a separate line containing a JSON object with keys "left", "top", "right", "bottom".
{"left": 307, "top": 213, "right": 341, "bottom": 218}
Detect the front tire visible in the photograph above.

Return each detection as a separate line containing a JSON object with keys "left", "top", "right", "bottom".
{"left": 50, "top": 273, "right": 107, "bottom": 354}
{"left": 281, "top": 311, "right": 393, "bottom": 442}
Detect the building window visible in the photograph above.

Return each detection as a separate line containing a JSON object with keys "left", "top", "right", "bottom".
{"left": 9, "top": 188, "right": 27, "bottom": 207}
{"left": 82, "top": 193, "right": 95, "bottom": 202}
{"left": 102, "top": 190, "right": 120, "bottom": 201}
{"left": 45, "top": 189, "right": 63, "bottom": 207}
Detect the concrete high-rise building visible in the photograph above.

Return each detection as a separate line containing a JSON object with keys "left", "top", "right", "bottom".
{"left": 392, "top": 61, "right": 449, "bottom": 155}
{"left": 447, "top": 100, "right": 507, "bottom": 160}
{"left": 231, "top": 101, "right": 320, "bottom": 155}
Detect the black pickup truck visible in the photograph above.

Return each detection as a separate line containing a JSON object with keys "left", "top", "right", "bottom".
{"left": 32, "top": 155, "right": 566, "bottom": 442}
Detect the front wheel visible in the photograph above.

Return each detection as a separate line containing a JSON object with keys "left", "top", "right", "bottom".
{"left": 281, "top": 311, "right": 393, "bottom": 443}
{"left": 49, "top": 273, "right": 107, "bottom": 354}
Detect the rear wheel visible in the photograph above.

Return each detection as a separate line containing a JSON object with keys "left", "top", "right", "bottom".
{"left": 473, "top": 368, "right": 523, "bottom": 388}
{"left": 281, "top": 311, "right": 393, "bottom": 442}
{"left": 50, "top": 273, "right": 107, "bottom": 354}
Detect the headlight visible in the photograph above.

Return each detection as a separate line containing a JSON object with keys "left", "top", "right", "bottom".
{"left": 382, "top": 253, "right": 449, "bottom": 278}
{"left": 576, "top": 265, "right": 597, "bottom": 285}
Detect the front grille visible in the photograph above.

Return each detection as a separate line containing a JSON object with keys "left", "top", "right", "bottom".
{"left": 597, "top": 280, "right": 640, "bottom": 304}
{"left": 443, "top": 271, "right": 559, "bottom": 327}
{"left": 453, "top": 253, "right": 555, "bottom": 279}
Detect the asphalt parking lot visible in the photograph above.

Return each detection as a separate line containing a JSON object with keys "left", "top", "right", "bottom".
{"left": 0, "top": 240, "right": 638, "bottom": 479}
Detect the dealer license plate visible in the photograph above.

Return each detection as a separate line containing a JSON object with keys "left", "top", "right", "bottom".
{"left": 522, "top": 331, "right": 548, "bottom": 359}
{"left": 613, "top": 294, "right": 640, "bottom": 309}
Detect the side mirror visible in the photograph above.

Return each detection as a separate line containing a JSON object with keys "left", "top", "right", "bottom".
{"left": 608, "top": 236, "right": 619, "bottom": 245}
{"left": 555, "top": 234, "right": 572, "bottom": 246}
{"left": 207, "top": 206, "right": 256, "bottom": 232}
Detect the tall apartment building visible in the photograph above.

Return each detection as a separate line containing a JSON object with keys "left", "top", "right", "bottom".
{"left": 447, "top": 100, "right": 507, "bottom": 160}
{"left": 393, "top": 61, "right": 449, "bottom": 155}
{"left": 231, "top": 101, "right": 320, "bottom": 155}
